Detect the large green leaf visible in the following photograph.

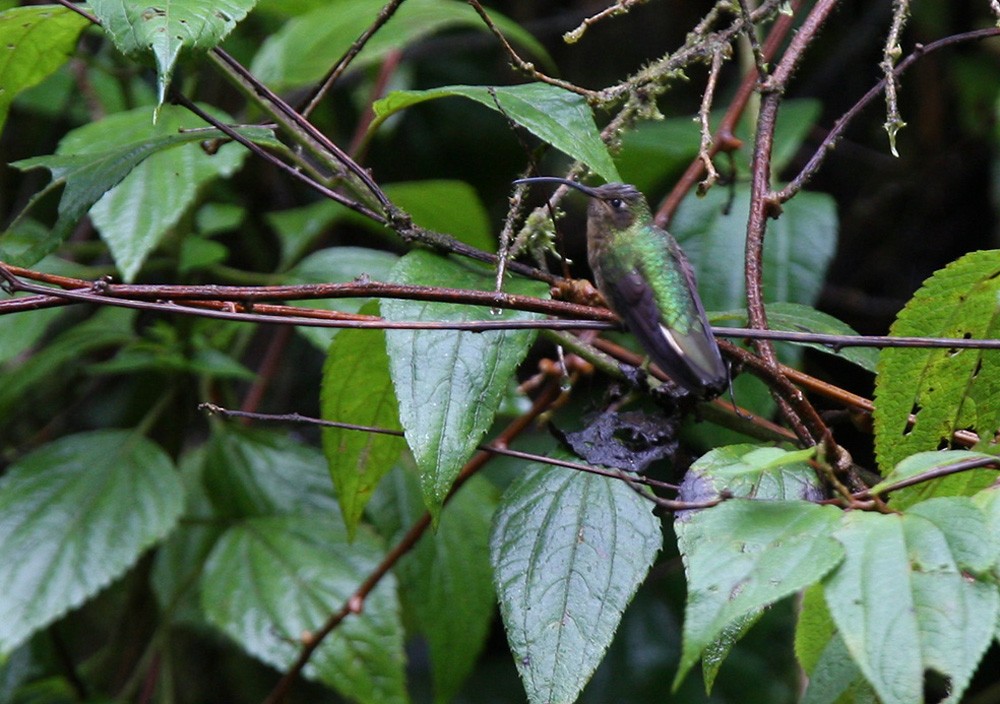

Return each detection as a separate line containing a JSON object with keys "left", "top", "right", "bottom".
{"left": 677, "top": 444, "right": 825, "bottom": 504}
{"left": 201, "top": 514, "right": 406, "bottom": 704}
{"left": 673, "top": 500, "right": 844, "bottom": 689}
{"left": 873, "top": 250, "right": 1000, "bottom": 476}
{"left": 0, "top": 5, "right": 88, "bottom": 135}
{"left": 251, "top": 0, "right": 548, "bottom": 89}
{"left": 673, "top": 186, "right": 837, "bottom": 313}
{"left": 823, "top": 499, "right": 998, "bottom": 704}
{"left": 368, "top": 465, "right": 498, "bottom": 704}
{"left": 285, "top": 246, "right": 399, "bottom": 350}
{"left": 382, "top": 251, "right": 546, "bottom": 516}
{"left": 372, "top": 83, "right": 620, "bottom": 183}
{"left": 9, "top": 114, "right": 271, "bottom": 271}
{"left": 321, "top": 309, "right": 406, "bottom": 536}
{"left": 57, "top": 105, "right": 249, "bottom": 281}
{"left": 202, "top": 426, "right": 339, "bottom": 518}
{"left": 91, "top": 0, "right": 257, "bottom": 108}
{"left": 674, "top": 443, "right": 830, "bottom": 689}
{"left": 0, "top": 430, "right": 184, "bottom": 655}
{"left": 490, "top": 460, "right": 661, "bottom": 704}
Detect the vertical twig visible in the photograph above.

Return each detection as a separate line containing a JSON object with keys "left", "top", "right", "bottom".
{"left": 880, "top": 0, "right": 910, "bottom": 156}
{"left": 745, "top": 0, "right": 842, "bottom": 446}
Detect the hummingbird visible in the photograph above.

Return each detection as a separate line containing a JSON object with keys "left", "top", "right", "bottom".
{"left": 515, "top": 177, "right": 728, "bottom": 399}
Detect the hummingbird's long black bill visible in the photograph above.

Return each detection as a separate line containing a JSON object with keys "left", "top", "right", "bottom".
{"left": 513, "top": 176, "right": 602, "bottom": 199}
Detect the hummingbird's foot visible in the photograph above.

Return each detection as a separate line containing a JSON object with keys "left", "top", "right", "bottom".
{"left": 618, "top": 361, "right": 650, "bottom": 390}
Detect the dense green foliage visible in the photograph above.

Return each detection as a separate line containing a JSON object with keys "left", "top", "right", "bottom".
{"left": 2, "top": 2, "right": 1000, "bottom": 704}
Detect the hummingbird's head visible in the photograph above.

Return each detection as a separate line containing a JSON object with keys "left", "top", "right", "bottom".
{"left": 583, "top": 183, "right": 650, "bottom": 233}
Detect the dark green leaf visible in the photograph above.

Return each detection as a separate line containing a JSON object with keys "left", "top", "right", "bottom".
{"left": 673, "top": 500, "right": 844, "bottom": 689}
{"left": 91, "top": 0, "right": 257, "bottom": 107}
{"left": 202, "top": 427, "right": 339, "bottom": 518}
{"left": 372, "top": 83, "right": 620, "bottom": 182}
{"left": 383, "top": 251, "right": 546, "bottom": 516}
{"left": 673, "top": 186, "right": 837, "bottom": 314}
{"left": 0, "top": 430, "right": 184, "bottom": 655}
{"left": 874, "top": 250, "right": 1000, "bottom": 476}
{"left": 369, "top": 465, "right": 497, "bottom": 704}
{"left": 490, "top": 460, "right": 661, "bottom": 704}
{"left": 321, "top": 310, "right": 406, "bottom": 536}
{"left": 384, "top": 180, "right": 494, "bottom": 252}
{"left": 0, "top": 5, "right": 88, "bottom": 135}
{"left": 252, "top": 0, "right": 549, "bottom": 89}
{"left": 10, "top": 116, "right": 271, "bottom": 270}
{"left": 201, "top": 514, "right": 406, "bottom": 704}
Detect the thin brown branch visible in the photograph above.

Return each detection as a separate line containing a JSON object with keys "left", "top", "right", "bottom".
{"left": 299, "top": 0, "right": 407, "bottom": 118}
{"left": 467, "top": 0, "right": 599, "bottom": 100}
{"left": 201, "top": 403, "right": 679, "bottom": 491}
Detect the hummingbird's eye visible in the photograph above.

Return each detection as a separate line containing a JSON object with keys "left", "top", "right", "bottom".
{"left": 609, "top": 198, "right": 623, "bottom": 209}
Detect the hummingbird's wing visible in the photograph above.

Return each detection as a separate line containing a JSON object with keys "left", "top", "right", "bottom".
{"left": 602, "top": 247, "right": 726, "bottom": 396}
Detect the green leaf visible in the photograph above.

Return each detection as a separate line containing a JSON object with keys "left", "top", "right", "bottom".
{"left": 867, "top": 450, "right": 999, "bottom": 508}
{"left": 677, "top": 443, "right": 825, "bottom": 504}
{"left": 383, "top": 251, "right": 546, "bottom": 516}
{"left": 903, "top": 499, "right": 998, "bottom": 704}
{"left": 714, "top": 302, "right": 879, "bottom": 373}
{"left": 201, "top": 514, "right": 407, "bottom": 704}
{"left": 368, "top": 465, "right": 498, "bottom": 704}
{"left": 252, "top": 0, "right": 549, "bottom": 90}
{"left": 91, "top": 0, "right": 257, "bottom": 108}
{"left": 490, "top": 460, "right": 662, "bottom": 704}
{"left": 823, "top": 511, "right": 920, "bottom": 704}
{"left": 874, "top": 250, "right": 1000, "bottom": 475}
{"left": 822, "top": 500, "right": 999, "bottom": 704}
{"left": 0, "top": 307, "right": 136, "bottom": 419}
{"left": 0, "top": 430, "right": 184, "bottom": 655}
{"left": 56, "top": 104, "right": 249, "bottom": 281}
{"left": 202, "top": 427, "right": 339, "bottom": 519}
{"left": 372, "top": 83, "right": 620, "bottom": 183}
{"left": 285, "top": 246, "right": 399, "bottom": 350}
{"left": 384, "top": 180, "right": 494, "bottom": 253}
{"left": 674, "top": 186, "right": 837, "bottom": 313}
{"left": 795, "top": 583, "right": 835, "bottom": 676}
{"left": 673, "top": 500, "right": 844, "bottom": 689}
{"left": 0, "top": 5, "right": 88, "bottom": 135}
{"left": 10, "top": 115, "right": 270, "bottom": 270}
{"left": 972, "top": 486, "right": 1000, "bottom": 585}
{"left": 321, "top": 309, "right": 406, "bottom": 536}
